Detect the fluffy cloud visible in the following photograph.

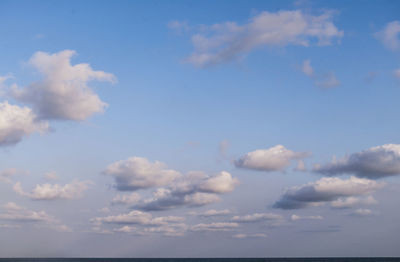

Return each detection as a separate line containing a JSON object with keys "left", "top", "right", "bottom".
{"left": 13, "top": 180, "right": 92, "bottom": 200}
{"left": 231, "top": 213, "right": 283, "bottom": 223}
{"left": 274, "top": 176, "right": 384, "bottom": 209}
{"left": 11, "top": 50, "right": 116, "bottom": 121}
{"left": 104, "top": 157, "right": 181, "bottom": 191}
{"left": 375, "top": 21, "right": 400, "bottom": 51}
{"left": 183, "top": 10, "right": 343, "bottom": 67}
{"left": 134, "top": 171, "right": 238, "bottom": 211}
{"left": 0, "top": 202, "right": 55, "bottom": 223}
{"left": 111, "top": 193, "right": 141, "bottom": 205}
{"left": 313, "top": 144, "right": 400, "bottom": 179}
{"left": 0, "top": 101, "right": 48, "bottom": 146}
{"left": 290, "top": 214, "right": 323, "bottom": 221}
{"left": 235, "top": 145, "right": 310, "bottom": 172}
{"left": 190, "top": 222, "right": 239, "bottom": 232}
{"left": 330, "top": 196, "right": 378, "bottom": 209}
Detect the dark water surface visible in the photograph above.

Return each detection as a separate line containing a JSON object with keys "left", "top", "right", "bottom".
{"left": 0, "top": 259, "right": 399, "bottom": 262}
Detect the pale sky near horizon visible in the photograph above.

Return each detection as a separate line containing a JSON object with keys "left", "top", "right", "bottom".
{"left": 1, "top": 0, "right": 400, "bottom": 257}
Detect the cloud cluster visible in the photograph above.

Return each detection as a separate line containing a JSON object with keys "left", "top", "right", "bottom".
{"left": 13, "top": 180, "right": 92, "bottom": 200}
{"left": 111, "top": 193, "right": 141, "bottom": 205}
{"left": 11, "top": 50, "right": 116, "bottom": 121}
{"left": 104, "top": 157, "right": 181, "bottom": 191}
{"left": 183, "top": 10, "right": 343, "bottom": 67}
{"left": 313, "top": 144, "right": 400, "bottom": 179}
{"left": 0, "top": 202, "right": 70, "bottom": 231}
{"left": 0, "top": 101, "right": 48, "bottom": 146}
{"left": 274, "top": 176, "right": 384, "bottom": 209}
{"left": 375, "top": 20, "right": 400, "bottom": 51}
{"left": 330, "top": 196, "right": 378, "bottom": 209}
{"left": 235, "top": 145, "right": 309, "bottom": 172}
{"left": 133, "top": 171, "right": 239, "bottom": 211}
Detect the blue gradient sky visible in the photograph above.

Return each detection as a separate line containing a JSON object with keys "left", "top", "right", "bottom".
{"left": 0, "top": 0, "right": 400, "bottom": 257}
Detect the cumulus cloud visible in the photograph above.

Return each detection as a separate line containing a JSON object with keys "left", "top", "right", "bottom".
{"left": 43, "top": 171, "right": 58, "bottom": 181}
{"left": 111, "top": 193, "right": 141, "bottom": 205}
{"left": 182, "top": 10, "right": 343, "bottom": 67}
{"left": 190, "top": 222, "right": 239, "bottom": 232}
{"left": 350, "top": 208, "right": 374, "bottom": 217}
{"left": 231, "top": 213, "right": 283, "bottom": 223}
{"left": 235, "top": 145, "right": 310, "bottom": 172}
{"left": 313, "top": 144, "right": 400, "bottom": 179}
{"left": 375, "top": 21, "right": 400, "bottom": 51}
{"left": 232, "top": 233, "right": 267, "bottom": 239}
{"left": 134, "top": 171, "right": 238, "bottom": 211}
{"left": 274, "top": 176, "right": 384, "bottom": 209}
{"left": 302, "top": 60, "right": 314, "bottom": 77}
{"left": 330, "top": 196, "right": 378, "bottom": 209}
{"left": 13, "top": 180, "right": 92, "bottom": 200}
{"left": 11, "top": 50, "right": 116, "bottom": 121}
{"left": 104, "top": 157, "right": 181, "bottom": 191}
{"left": 0, "top": 101, "right": 48, "bottom": 146}
{"left": 290, "top": 214, "right": 323, "bottom": 221}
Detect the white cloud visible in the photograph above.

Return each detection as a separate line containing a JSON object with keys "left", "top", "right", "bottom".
{"left": 111, "top": 193, "right": 141, "bottom": 205}
{"left": 330, "top": 196, "right": 378, "bottom": 209}
{"left": 274, "top": 176, "right": 384, "bottom": 209}
{"left": 351, "top": 208, "right": 374, "bottom": 217}
{"left": 44, "top": 171, "right": 58, "bottom": 181}
{"left": 0, "top": 101, "right": 48, "bottom": 146}
{"left": 231, "top": 213, "right": 283, "bottom": 223}
{"left": 232, "top": 233, "right": 267, "bottom": 239}
{"left": 302, "top": 60, "right": 314, "bottom": 77}
{"left": 375, "top": 21, "right": 400, "bottom": 51}
{"left": 193, "top": 209, "right": 232, "bottom": 217}
{"left": 235, "top": 145, "right": 310, "bottom": 172}
{"left": 134, "top": 171, "right": 238, "bottom": 211}
{"left": 13, "top": 180, "right": 92, "bottom": 200}
{"left": 11, "top": 50, "right": 116, "bottom": 121}
{"left": 313, "top": 144, "right": 400, "bottom": 179}
{"left": 91, "top": 210, "right": 185, "bottom": 227}
{"left": 104, "top": 157, "right": 181, "bottom": 191}
{"left": 183, "top": 10, "right": 343, "bottom": 67}
{"left": 290, "top": 214, "right": 323, "bottom": 221}
{"left": 0, "top": 168, "right": 18, "bottom": 183}
{"left": 190, "top": 222, "right": 239, "bottom": 232}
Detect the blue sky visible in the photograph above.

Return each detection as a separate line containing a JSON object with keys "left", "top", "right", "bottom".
{"left": 0, "top": 0, "right": 400, "bottom": 257}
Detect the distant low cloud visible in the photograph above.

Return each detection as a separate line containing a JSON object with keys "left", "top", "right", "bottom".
{"left": 104, "top": 157, "right": 181, "bottom": 191}
{"left": 350, "top": 208, "right": 374, "bottom": 217}
{"left": 0, "top": 168, "right": 18, "bottom": 184}
{"left": 13, "top": 180, "right": 92, "bottom": 200}
{"left": 134, "top": 171, "right": 239, "bottom": 211}
{"left": 375, "top": 21, "right": 400, "bottom": 51}
{"left": 394, "top": 68, "right": 400, "bottom": 79}
{"left": 11, "top": 50, "right": 116, "bottom": 121}
{"left": 180, "top": 9, "right": 343, "bottom": 67}
{"left": 235, "top": 145, "right": 310, "bottom": 172}
{"left": 313, "top": 144, "right": 400, "bottom": 179}
{"left": 231, "top": 213, "right": 283, "bottom": 223}
{"left": 190, "top": 222, "right": 239, "bottom": 232}
{"left": 274, "top": 176, "right": 384, "bottom": 209}
{"left": 290, "top": 214, "right": 323, "bottom": 221}
{"left": 232, "top": 233, "right": 267, "bottom": 239}
{"left": 0, "top": 101, "right": 48, "bottom": 146}
{"left": 0, "top": 202, "right": 70, "bottom": 231}
{"left": 191, "top": 209, "right": 232, "bottom": 217}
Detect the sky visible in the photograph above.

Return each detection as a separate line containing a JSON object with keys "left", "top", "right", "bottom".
{"left": 0, "top": 0, "right": 400, "bottom": 257}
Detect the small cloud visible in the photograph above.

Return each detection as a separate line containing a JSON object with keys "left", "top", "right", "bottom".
{"left": 375, "top": 20, "right": 400, "bottom": 51}
{"left": 290, "top": 214, "right": 323, "bottom": 221}
{"left": 44, "top": 171, "right": 58, "bottom": 181}
{"left": 232, "top": 233, "right": 267, "bottom": 239}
